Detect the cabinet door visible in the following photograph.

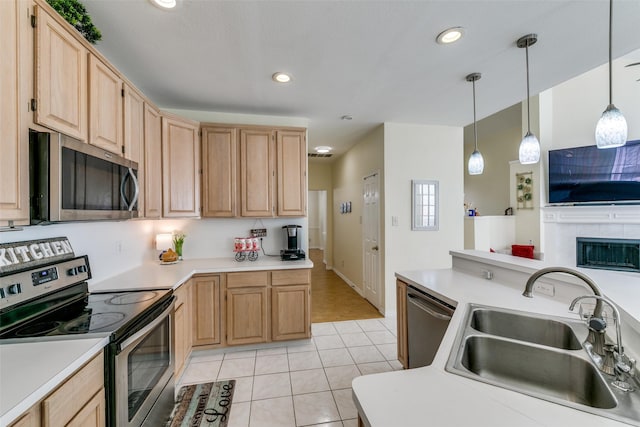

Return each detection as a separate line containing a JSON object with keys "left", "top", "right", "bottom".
{"left": 162, "top": 115, "right": 200, "bottom": 217}
{"left": 35, "top": 5, "right": 87, "bottom": 141}
{"left": 8, "top": 403, "right": 40, "bottom": 427}
{"left": 123, "top": 84, "right": 145, "bottom": 214}
{"left": 277, "top": 130, "right": 307, "bottom": 216}
{"left": 66, "top": 389, "right": 105, "bottom": 427}
{"left": 174, "top": 281, "right": 192, "bottom": 378}
{"left": 396, "top": 280, "right": 408, "bottom": 369}
{"left": 201, "top": 126, "right": 237, "bottom": 217}
{"left": 192, "top": 275, "right": 222, "bottom": 346}
{"left": 0, "top": 0, "right": 29, "bottom": 226}
{"left": 226, "top": 287, "right": 268, "bottom": 345}
{"left": 143, "top": 104, "right": 162, "bottom": 218}
{"left": 240, "top": 128, "right": 274, "bottom": 217}
{"left": 272, "top": 285, "right": 310, "bottom": 341}
{"left": 88, "top": 54, "right": 123, "bottom": 153}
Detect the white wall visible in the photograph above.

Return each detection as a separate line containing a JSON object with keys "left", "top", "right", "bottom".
{"left": 383, "top": 123, "right": 464, "bottom": 316}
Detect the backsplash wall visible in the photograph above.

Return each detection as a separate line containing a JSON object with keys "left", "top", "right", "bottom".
{"left": 0, "top": 217, "right": 307, "bottom": 284}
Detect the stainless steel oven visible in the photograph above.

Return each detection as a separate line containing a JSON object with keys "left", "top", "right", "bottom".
{"left": 111, "top": 296, "right": 175, "bottom": 427}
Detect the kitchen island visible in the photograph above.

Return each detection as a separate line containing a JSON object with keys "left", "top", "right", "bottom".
{"left": 353, "top": 250, "right": 640, "bottom": 427}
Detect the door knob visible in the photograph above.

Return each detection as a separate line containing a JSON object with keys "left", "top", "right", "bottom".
{"left": 372, "top": 246, "right": 379, "bottom": 251}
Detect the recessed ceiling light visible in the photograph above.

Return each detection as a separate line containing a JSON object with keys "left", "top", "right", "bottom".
{"left": 272, "top": 72, "right": 292, "bottom": 83}
{"left": 436, "top": 27, "right": 465, "bottom": 44}
{"left": 150, "top": 0, "right": 176, "bottom": 9}
{"left": 315, "top": 146, "right": 332, "bottom": 154}
{"left": 341, "top": 115, "right": 353, "bottom": 121}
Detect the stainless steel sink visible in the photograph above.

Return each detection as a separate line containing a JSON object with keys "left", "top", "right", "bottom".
{"left": 460, "top": 335, "right": 616, "bottom": 409}
{"left": 446, "top": 304, "right": 640, "bottom": 426}
{"left": 470, "top": 308, "right": 582, "bottom": 350}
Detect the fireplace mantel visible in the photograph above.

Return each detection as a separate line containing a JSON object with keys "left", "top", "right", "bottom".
{"left": 542, "top": 205, "right": 640, "bottom": 225}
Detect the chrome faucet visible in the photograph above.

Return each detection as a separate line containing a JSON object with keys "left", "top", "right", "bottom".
{"left": 523, "top": 267, "right": 604, "bottom": 318}
{"left": 570, "top": 295, "right": 635, "bottom": 392}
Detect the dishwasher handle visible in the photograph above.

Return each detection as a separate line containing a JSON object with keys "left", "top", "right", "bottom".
{"left": 407, "top": 293, "right": 453, "bottom": 321}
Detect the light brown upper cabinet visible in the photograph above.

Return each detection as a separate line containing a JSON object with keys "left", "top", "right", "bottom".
{"left": 123, "top": 84, "right": 145, "bottom": 214}
{"left": 276, "top": 130, "right": 307, "bottom": 216}
{"left": 34, "top": 4, "right": 87, "bottom": 141}
{"left": 201, "top": 126, "right": 238, "bottom": 217}
{"left": 162, "top": 114, "right": 200, "bottom": 218}
{"left": 240, "top": 128, "right": 275, "bottom": 217}
{"left": 0, "top": 0, "right": 30, "bottom": 226}
{"left": 88, "top": 54, "right": 123, "bottom": 154}
{"left": 143, "top": 103, "right": 162, "bottom": 218}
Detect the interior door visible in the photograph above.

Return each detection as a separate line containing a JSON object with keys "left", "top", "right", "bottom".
{"left": 363, "top": 172, "right": 382, "bottom": 311}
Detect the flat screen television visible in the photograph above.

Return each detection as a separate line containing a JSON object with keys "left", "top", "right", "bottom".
{"left": 548, "top": 140, "right": 640, "bottom": 204}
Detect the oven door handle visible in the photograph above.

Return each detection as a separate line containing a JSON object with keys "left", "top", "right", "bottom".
{"left": 118, "top": 300, "right": 174, "bottom": 352}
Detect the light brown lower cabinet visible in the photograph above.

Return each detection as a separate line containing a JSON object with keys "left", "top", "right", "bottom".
{"left": 272, "top": 284, "right": 310, "bottom": 341}
{"left": 396, "top": 280, "right": 408, "bottom": 369}
{"left": 65, "top": 389, "right": 105, "bottom": 427}
{"left": 226, "top": 286, "right": 269, "bottom": 346}
{"left": 174, "top": 280, "right": 192, "bottom": 378}
{"left": 8, "top": 404, "right": 40, "bottom": 427}
{"left": 192, "top": 275, "right": 222, "bottom": 347}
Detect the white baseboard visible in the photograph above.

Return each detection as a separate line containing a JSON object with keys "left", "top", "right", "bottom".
{"left": 332, "top": 268, "right": 364, "bottom": 296}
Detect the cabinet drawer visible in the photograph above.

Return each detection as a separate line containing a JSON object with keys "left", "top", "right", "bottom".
{"left": 226, "top": 271, "right": 268, "bottom": 288}
{"left": 42, "top": 352, "right": 104, "bottom": 427}
{"left": 271, "top": 269, "right": 310, "bottom": 286}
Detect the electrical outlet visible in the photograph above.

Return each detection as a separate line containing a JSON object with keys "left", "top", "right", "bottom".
{"left": 115, "top": 240, "right": 122, "bottom": 254}
{"left": 392, "top": 216, "right": 398, "bottom": 226}
{"left": 534, "top": 282, "right": 555, "bottom": 296}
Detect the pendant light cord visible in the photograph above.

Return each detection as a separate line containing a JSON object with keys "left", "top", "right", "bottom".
{"left": 525, "top": 42, "right": 531, "bottom": 133}
{"left": 608, "top": 0, "right": 613, "bottom": 105}
{"left": 473, "top": 79, "right": 478, "bottom": 150}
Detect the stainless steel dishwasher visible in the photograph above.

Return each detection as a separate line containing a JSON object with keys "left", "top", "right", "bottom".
{"left": 407, "top": 285, "right": 456, "bottom": 368}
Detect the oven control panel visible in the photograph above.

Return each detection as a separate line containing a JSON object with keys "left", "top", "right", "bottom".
{"left": 0, "top": 256, "right": 91, "bottom": 309}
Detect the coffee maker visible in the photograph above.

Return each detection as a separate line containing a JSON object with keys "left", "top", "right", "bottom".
{"left": 281, "top": 225, "right": 306, "bottom": 261}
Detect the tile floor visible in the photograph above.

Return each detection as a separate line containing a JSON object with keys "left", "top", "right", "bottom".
{"left": 178, "top": 317, "right": 400, "bottom": 427}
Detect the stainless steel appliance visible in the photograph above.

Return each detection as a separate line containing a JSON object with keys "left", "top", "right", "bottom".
{"left": 281, "top": 225, "right": 305, "bottom": 261}
{"left": 406, "top": 285, "right": 456, "bottom": 368}
{"left": 29, "top": 130, "right": 139, "bottom": 223}
{"left": 0, "top": 256, "right": 174, "bottom": 427}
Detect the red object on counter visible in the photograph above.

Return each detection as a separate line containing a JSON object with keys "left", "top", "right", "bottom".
{"left": 512, "top": 244, "right": 535, "bottom": 259}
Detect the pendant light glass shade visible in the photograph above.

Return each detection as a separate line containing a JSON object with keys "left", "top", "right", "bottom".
{"left": 466, "top": 72, "right": 484, "bottom": 175}
{"left": 596, "top": 0, "right": 627, "bottom": 149}
{"left": 468, "top": 150, "right": 484, "bottom": 175}
{"left": 517, "top": 34, "right": 540, "bottom": 165}
{"left": 519, "top": 131, "right": 541, "bottom": 165}
{"left": 596, "top": 104, "right": 627, "bottom": 148}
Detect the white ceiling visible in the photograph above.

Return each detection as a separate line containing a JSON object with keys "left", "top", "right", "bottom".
{"left": 83, "top": 0, "right": 640, "bottom": 157}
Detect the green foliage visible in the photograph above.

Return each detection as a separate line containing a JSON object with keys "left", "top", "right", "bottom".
{"left": 46, "top": 0, "right": 101, "bottom": 44}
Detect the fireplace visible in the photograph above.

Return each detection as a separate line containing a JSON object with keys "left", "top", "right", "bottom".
{"left": 576, "top": 237, "right": 640, "bottom": 273}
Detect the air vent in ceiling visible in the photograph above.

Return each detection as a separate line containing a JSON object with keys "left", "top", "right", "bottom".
{"left": 308, "top": 153, "right": 333, "bottom": 158}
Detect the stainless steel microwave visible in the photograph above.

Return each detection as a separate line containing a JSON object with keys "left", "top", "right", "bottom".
{"left": 29, "top": 130, "right": 139, "bottom": 223}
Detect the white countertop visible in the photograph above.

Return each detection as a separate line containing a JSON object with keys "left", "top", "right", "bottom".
{"left": 89, "top": 256, "right": 313, "bottom": 292}
{"left": 0, "top": 337, "right": 108, "bottom": 427}
{"left": 353, "top": 251, "right": 640, "bottom": 427}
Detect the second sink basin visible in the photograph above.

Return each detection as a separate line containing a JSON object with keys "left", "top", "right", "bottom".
{"left": 460, "top": 335, "right": 617, "bottom": 409}
{"left": 470, "top": 308, "right": 582, "bottom": 350}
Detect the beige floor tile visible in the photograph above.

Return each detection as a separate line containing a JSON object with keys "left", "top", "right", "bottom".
{"left": 179, "top": 360, "right": 221, "bottom": 385}
{"left": 292, "top": 391, "right": 340, "bottom": 426}
{"left": 357, "top": 361, "right": 392, "bottom": 375}
{"left": 318, "top": 348, "right": 354, "bottom": 367}
{"left": 224, "top": 349, "right": 257, "bottom": 360}
{"left": 324, "top": 365, "right": 361, "bottom": 390}
{"left": 312, "top": 322, "right": 339, "bottom": 336}
{"left": 332, "top": 388, "right": 358, "bottom": 420}
{"left": 375, "top": 343, "right": 398, "bottom": 361}
{"left": 230, "top": 376, "right": 253, "bottom": 403}
{"left": 364, "top": 330, "right": 396, "bottom": 345}
{"left": 356, "top": 319, "right": 387, "bottom": 332}
{"left": 250, "top": 396, "right": 296, "bottom": 427}
{"left": 218, "top": 357, "right": 255, "bottom": 379}
{"left": 314, "top": 334, "right": 346, "bottom": 350}
{"left": 306, "top": 423, "right": 343, "bottom": 427}
{"left": 342, "top": 418, "right": 358, "bottom": 427}
{"left": 290, "top": 368, "right": 330, "bottom": 395}
{"left": 388, "top": 359, "right": 404, "bottom": 370}
{"left": 339, "top": 332, "right": 373, "bottom": 348}
{"left": 288, "top": 351, "right": 323, "bottom": 371}
{"left": 227, "top": 401, "right": 250, "bottom": 427}
{"left": 255, "top": 354, "right": 290, "bottom": 375}
{"left": 257, "top": 347, "right": 287, "bottom": 356}
{"left": 287, "top": 340, "right": 317, "bottom": 353}
{"left": 347, "top": 345, "right": 385, "bottom": 364}
{"left": 252, "top": 372, "right": 292, "bottom": 400}
{"left": 333, "top": 320, "right": 363, "bottom": 334}
{"left": 189, "top": 349, "right": 224, "bottom": 363}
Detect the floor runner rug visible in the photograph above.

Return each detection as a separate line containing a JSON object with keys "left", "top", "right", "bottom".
{"left": 166, "top": 380, "right": 235, "bottom": 427}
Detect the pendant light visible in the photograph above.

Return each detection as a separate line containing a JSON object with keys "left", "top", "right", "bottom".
{"left": 466, "top": 73, "right": 484, "bottom": 175}
{"left": 517, "top": 34, "right": 540, "bottom": 165}
{"left": 595, "top": 0, "right": 627, "bottom": 149}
